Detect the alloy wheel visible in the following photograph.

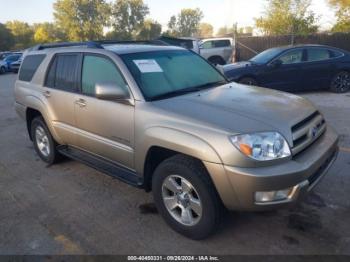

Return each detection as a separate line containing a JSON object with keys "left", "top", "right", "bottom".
{"left": 331, "top": 72, "right": 350, "bottom": 92}
{"left": 162, "top": 175, "right": 202, "bottom": 226}
{"left": 35, "top": 126, "right": 51, "bottom": 157}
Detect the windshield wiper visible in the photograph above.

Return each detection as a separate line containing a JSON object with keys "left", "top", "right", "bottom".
{"left": 150, "top": 80, "right": 227, "bottom": 101}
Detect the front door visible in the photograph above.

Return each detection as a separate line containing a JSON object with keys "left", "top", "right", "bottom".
{"left": 74, "top": 54, "right": 135, "bottom": 169}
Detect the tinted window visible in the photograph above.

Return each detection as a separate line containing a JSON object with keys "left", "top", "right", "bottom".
{"left": 214, "top": 40, "right": 231, "bottom": 48}
{"left": 82, "top": 55, "right": 128, "bottom": 96}
{"left": 330, "top": 49, "right": 343, "bottom": 58}
{"left": 6, "top": 55, "right": 19, "bottom": 62}
{"left": 278, "top": 49, "right": 303, "bottom": 64}
{"left": 121, "top": 50, "right": 226, "bottom": 100}
{"left": 202, "top": 41, "right": 214, "bottom": 49}
{"left": 19, "top": 55, "right": 46, "bottom": 82}
{"left": 45, "top": 54, "right": 80, "bottom": 92}
{"left": 307, "top": 48, "right": 331, "bottom": 62}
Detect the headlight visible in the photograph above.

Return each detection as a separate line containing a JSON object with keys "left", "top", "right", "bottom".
{"left": 230, "top": 132, "right": 291, "bottom": 161}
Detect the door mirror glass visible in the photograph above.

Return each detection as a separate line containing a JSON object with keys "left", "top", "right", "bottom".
{"left": 95, "top": 82, "right": 129, "bottom": 100}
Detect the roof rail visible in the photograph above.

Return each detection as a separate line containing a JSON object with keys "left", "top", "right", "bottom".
{"left": 33, "top": 41, "right": 102, "bottom": 51}
{"left": 95, "top": 39, "right": 169, "bottom": 46}
{"left": 31, "top": 40, "right": 169, "bottom": 51}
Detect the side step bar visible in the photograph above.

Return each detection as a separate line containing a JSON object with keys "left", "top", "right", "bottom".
{"left": 57, "top": 145, "right": 143, "bottom": 188}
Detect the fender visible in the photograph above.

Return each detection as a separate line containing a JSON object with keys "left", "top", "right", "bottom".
{"left": 135, "top": 126, "right": 222, "bottom": 175}
{"left": 24, "top": 95, "right": 63, "bottom": 144}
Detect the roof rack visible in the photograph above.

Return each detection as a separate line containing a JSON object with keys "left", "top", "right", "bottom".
{"left": 32, "top": 39, "right": 169, "bottom": 51}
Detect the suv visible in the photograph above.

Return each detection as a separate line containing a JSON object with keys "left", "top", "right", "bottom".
{"left": 15, "top": 42, "right": 338, "bottom": 239}
{"left": 159, "top": 36, "right": 234, "bottom": 65}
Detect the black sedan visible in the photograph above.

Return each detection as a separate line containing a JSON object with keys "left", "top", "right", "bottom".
{"left": 223, "top": 45, "right": 350, "bottom": 93}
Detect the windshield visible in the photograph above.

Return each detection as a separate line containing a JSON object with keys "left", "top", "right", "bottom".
{"left": 121, "top": 50, "right": 226, "bottom": 101}
{"left": 250, "top": 48, "right": 283, "bottom": 64}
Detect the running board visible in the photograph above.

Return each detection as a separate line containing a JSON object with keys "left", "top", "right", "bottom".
{"left": 57, "top": 145, "right": 143, "bottom": 188}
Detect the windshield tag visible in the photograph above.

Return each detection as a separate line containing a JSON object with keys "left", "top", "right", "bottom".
{"left": 133, "top": 59, "right": 163, "bottom": 73}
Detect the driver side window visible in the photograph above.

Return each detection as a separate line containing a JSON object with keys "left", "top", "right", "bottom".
{"left": 81, "top": 55, "right": 128, "bottom": 96}
{"left": 278, "top": 49, "right": 303, "bottom": 65}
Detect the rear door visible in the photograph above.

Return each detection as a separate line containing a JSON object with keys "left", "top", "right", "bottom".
{"left": 74, "top": 53, "right": 135, "bottom": 169}
{"left": 43, "top": 53, "right": 81, "bottom": 146}
{"left": 261, "top": 48, "right": 305, "bottom": 91}
{"left": 301, "top": 47, "right": 337, "bottom": 90}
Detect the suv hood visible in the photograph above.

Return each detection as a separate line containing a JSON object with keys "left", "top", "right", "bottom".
{"left": 152, "top": 83, "right": 317, "bottom": 145}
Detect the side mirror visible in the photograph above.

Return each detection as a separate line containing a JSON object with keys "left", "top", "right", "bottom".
{"left": 269, "top": 59, "right": 282, "bottom": 68}
{"left": 95, "top": 82, "right": 129, "bottom": 101}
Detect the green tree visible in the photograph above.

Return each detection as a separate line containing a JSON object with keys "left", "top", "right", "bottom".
{"left": 53, "top": 0, "right": 110, "bottom": 41}
{"left": 255, "top": 0, "right": 319, "bottom": 35}
{"left": 6, "top": 20, "right": 34, "bottom": 49}
{"left": 137, "top": 19, "right": 162, "bottom": 40}
{"left": 167, "top": 8, "right": 204, "bottom": 37}
{"left": 328, "top": 0, "right": 350, "bottom": 32}
{"left": 197, "top": 23, "right": 213, "bottom": 38}
{"left": 33, "top": 22, "right": 67, "bottom": 43}
{"left": 109, "top": 0, "right": 149, "bottom": 40}
{"left": 0, "top": 23, "right": 14, "bottom": 51}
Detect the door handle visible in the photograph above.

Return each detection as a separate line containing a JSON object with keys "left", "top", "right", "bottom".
{"left": 75, "top": 98, "right": 87, "bottom": 107}
{"left": 43, "top": 90, "right": 51, "bottom": 98}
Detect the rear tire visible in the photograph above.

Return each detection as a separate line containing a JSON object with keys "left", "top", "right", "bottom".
{"left": 152, "top": 155, "right": 224, "bottom": 240}
{"left": 330, "top": 71, "right": 350, "bottom": 93}
{"left": 0, "top": 66, "right": 5, "bottom": 74}
{"left": 239, "top": 77, "right": 258, "bottom": 86}
{"left": 208, "top": 56, "right": 226, "bottom": 66}
{"left": 31, "top": 116, "right": 61, "bottom": 164}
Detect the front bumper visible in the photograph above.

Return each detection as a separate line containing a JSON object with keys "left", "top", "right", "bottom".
{"left": 204, "top": 126, "right": 339, "bottom": 211}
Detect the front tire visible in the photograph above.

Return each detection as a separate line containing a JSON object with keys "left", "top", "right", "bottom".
{"left": 31, "top": 116, "right": 61, "bottom": 164}
{"left": 152, "top": 155, "right": 224, "bottom": 240}
{"left": 0, "top": 66, "right": 6, "bottom": 74}
{"left": 330, "top": 71, "right": 350, "bottom": 93}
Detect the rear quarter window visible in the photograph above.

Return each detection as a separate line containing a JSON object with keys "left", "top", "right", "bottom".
{"left": 19, "top": 55, "right": 46, "bottom": 82}
{"left": 214, "top": 40, "right": 231, "bottom": 48}
{"left": 330, "top": 49, "right": 344, "bottom": 58}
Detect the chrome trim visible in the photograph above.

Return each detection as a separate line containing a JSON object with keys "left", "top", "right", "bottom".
{"left": 291, "top": 114, "right": 326, "bottom": 155}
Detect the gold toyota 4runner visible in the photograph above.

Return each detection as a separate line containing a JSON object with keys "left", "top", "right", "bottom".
{"left": 14, "top": 41, "right": 339, "bottom": 239}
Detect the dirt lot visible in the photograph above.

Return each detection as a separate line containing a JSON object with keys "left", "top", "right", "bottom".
{"left": 0, "top": 73, "right": 349, "bottom": 255}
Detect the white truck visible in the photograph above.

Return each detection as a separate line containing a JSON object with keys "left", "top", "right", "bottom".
{"left": 159, "top": 36, "right": 234, "bottom": 65}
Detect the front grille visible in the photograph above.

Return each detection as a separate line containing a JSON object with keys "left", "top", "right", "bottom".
{"left": 291, "top": 111, "right": 326, "bottom": 155}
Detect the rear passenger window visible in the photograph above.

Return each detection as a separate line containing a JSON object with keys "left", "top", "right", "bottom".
{"left": 19, "top": 55, "right": 46, "bottom": 82}
{"left": 45, "top": 54, "right": 80, "bottom": 92}
{"left": 307, "top": 48, "right": 331, "bottom": 62}
{"left": 214, "top": 40, "right": 231, "bottom": 48}
{"left": 81, "top": 55, "right": 128, "bottom": 96}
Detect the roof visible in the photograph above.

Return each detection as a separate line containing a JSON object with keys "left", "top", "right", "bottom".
{"left": 270, "top": 44, "right": 339, "bottom": 51}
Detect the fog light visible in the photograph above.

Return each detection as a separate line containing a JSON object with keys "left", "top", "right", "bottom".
{"left": 255, "top": 188, "right": 293, "bottom": 203}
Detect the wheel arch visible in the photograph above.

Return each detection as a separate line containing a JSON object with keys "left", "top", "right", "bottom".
{"left": 24, "top": 96, "right": 61, "bottom": 143}
{"left": 208, "top": 55, "right": 226, "bottom": 65}
{"left": 139, "top": 127, "right": 222, "bottom": 191}
{"left": 238, "top": 75, "right": 258, "bottom": 84}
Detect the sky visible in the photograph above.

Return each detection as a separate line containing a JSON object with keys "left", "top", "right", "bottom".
{"left": 0, "top": 0, "right": 336, "bottom": 32}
